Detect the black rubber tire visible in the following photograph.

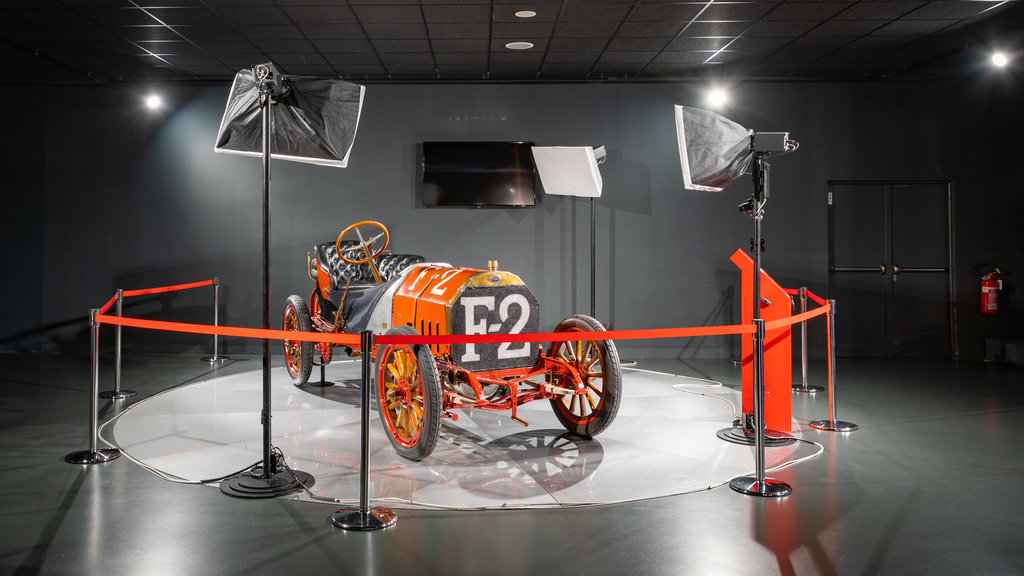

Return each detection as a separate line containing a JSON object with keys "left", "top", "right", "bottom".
{"left": 548, "top": 314, "right": 622, "bottom": 438}
{"left": 376, "top": 325, "right": 443, "bottom": 461}
{"left": 282, "top": 295, "right": 313, "bottom": 386}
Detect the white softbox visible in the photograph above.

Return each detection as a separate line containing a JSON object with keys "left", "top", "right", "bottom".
{"left": 674, "top": 105, "right": 753, "bottom": 192}
{"left": 531, "top": 146, "right": 604, "bottom": 198}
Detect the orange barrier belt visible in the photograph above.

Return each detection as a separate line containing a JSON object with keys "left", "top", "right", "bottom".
{"left": 378, "top": 324, "right": 756, "bottom": 346}
{"left": 95, "top": 312, "right": 754, "bottom": 346}
{"left": 95, "top": 314, "right": 362, "bottom": 346}
{"left": 121, "top": 279, "right": 216, "bottom": 298}
{"left": 99, "top": 294, "right": 120, "bottom": 315}
{"left": 764, "top": 302, "right": 831, "bottom": 331}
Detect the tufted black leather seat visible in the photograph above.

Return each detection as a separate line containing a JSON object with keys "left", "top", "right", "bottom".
{"left": 311, "top": 241, "right": 425, "bottom": 289}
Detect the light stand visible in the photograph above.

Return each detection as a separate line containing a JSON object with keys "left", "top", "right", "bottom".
{"left": 728, "top": 156, "right": 792, "bottom": 498}
{"left": 530, "top": 145, "right": 605, "bottom": 319}
{"left": 221, "top": 66, "right": 312, "bottom": 498}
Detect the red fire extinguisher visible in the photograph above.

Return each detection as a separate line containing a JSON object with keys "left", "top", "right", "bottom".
{"left": 981, "top": 269, "right": 1002, "bottom": 314}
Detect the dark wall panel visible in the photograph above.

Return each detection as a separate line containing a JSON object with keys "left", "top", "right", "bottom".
{"left": 6, "top": 78, "right": 1022, "bottom": 359}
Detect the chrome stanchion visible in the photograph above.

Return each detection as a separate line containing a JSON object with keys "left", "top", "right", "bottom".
{"left": 792, "top": 287, "right": 823, "bottom": 394}
{"left": 730, "top": 320, "right": 792, "bottom": 497}
{"left": 811, "top": 300, "right": 858, "bottom": 432}
{"left": 332, "top": 330, "right": 397, "bottom": 531}
{"left": 202, "top": 277, "right": 230, "bottom": 364}
{"left": 65, "top": 309, "right": 121, "bottom": 465}
{"left": 100, "top": 290, "right": 136, "bottom": 400}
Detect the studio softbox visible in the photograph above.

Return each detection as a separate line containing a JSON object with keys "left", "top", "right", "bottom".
{"left": 214, "top": 65, "right": 365, "bottom": 168}
{"left": 674, "top": 105, "right": 753, "bottom": 192}
{"left": 531, "top": 146, "right": 604, "bottom": 198}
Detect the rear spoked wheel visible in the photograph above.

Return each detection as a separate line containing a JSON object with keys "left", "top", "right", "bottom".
{"left": 376, "top": 325, "right": 442, "bottom": 460}
{"left": 548, "top": 314, "right": 622, "bottom": 437}
{"left": 283, "top": 295, "right": 313, "bottom": 386}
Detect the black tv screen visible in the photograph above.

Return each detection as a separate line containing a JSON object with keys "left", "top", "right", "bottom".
{"left": 422, "top": 141, "right": 536, "bottom": 207}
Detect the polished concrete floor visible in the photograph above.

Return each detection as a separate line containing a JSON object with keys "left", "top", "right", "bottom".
{"left": 1, "top": 352, "right": 1022, "bottom": 575}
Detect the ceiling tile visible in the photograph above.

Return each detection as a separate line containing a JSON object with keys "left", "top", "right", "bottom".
{"left": 551, "top": 22, "right": 619, "bottom": 38}
{"left": 352, "top": 5, "right": 424, "bottom": 24}
{"left": 298, "top": 24, "right": 365, "bottom": 39}
{"left": 373, "top": 38, "right": 431, "bottom": 52}
{"left": 764, "top": 2, "right": 853, "bottom": 21}
{"left": 547, "top": 37, "right": 608, "bottom": 51}
{"left": 427, "top": 22, "right": 490, "bottom": 38}
{"left": 629, "top": 4, "right": 701, "bottom": 23}
{"left": 493, "top": 22, "right": 557, "bottom": 38}
{"left": 281, "top": 6, "right": 357, "bottom": 24}
{"left": 618, "top": 21, "right": 686, "bottom": 37}
{"left": 833, "top": 2, "right": 926, "bottom": 21}
{"left": 432, "top": 38, "right": 490, "bottom": 52}
{"left": 324, "top": 52, "right": 379, "bottom": 65}
{"left": 561, "top": 3, "right": 634, "bottom": 23}
{"left": 363, "top": 22, "right": 428, "bottom": 39}
{"left": 314, "top": 39, "right": 374, "bottom": 53}
{"left": 607, "top": 37, "right": 670, "bottom": 51}
{"left": 422, "top": 4, "right": 491, "bottom": 23}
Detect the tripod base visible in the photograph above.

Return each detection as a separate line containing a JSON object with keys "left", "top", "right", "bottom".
{"left": 730, "top": 476, "right": 792, "bottom": 497}
{"left": 99, "top": 389, "right": 137, "bottom": 400}
{"left": 810, "top": 419, "right": 858, "bottom": 432}
{"left": 64, "top": 448, "right": 120, "bottom": 465}
{"left": 219, "top": 469, "right": 314, "bottom": 499}
{"left": 202, "top": 355, "right": 231, "bottom": 364}
{"left": 792, "top": 384, "right": 824, "bottom": 394}
{"left": 331, "top": 507, "right": 397, "bottom": 531}
{"left": 716, "top": 426, "right": 796, "bottom": 447}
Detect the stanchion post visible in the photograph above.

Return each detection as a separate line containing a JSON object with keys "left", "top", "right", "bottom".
{"left": 792, "top": 287, "right": 823, "bottom": 394}
{"left": 65, "top": 309, "right": 121, "bottom": 465}
{"left": 811, "top": 300, "right": 858, "bottom": 432}
{"left": 202, "top": 277, "right": 230, "bottom": 364}
{"left": 100, "top": 290, "right": 136, "bottom": 400}
{"left": 332, "top": 330, "right": 397, "bottom": 531}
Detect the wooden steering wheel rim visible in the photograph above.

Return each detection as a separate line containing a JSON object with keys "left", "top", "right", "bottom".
{"left": 335, "top": 220, "right": 390, "bottom": 265}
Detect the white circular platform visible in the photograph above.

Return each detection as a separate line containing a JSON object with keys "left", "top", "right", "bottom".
{"left": 106, "top": 361, "right": 814, "bottom": 509}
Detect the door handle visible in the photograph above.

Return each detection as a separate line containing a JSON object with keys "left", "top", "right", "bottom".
{"left": 891, "top": 264, "right": 947, "bottom": 282}
{"left": 831, "top": 264, "right": 887, "bottom": 275}
{"left": 892, "top": 264, "right": 948, "bottom": 275}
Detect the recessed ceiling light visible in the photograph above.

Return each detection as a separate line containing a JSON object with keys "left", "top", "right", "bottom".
{"left": 514, "top": 10, "right": 537, "bottom": 18}
{"left": 505, "top": 41, "right": 534, "bottom": 50}
{"left": 145, "top": 94, "right": 162, "bottom": 109}
{"left": 991, "top": 52, "right": 1009, "bottom": 67}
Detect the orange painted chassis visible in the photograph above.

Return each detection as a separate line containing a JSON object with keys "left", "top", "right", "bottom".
{"left": 308, "top": 287, "right": 591, "bottom": 424}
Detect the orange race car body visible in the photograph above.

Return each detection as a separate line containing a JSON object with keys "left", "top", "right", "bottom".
{"left": 283, "top": 223, "right": 621, "bottom": 460}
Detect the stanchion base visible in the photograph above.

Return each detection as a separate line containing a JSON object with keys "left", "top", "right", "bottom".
{"left": 64, "top": 448, "right": 120, "bottom": 465}
{"left": 730, "top": 476, "right": 792, "bottom": 497}
{"left": 809, "top": 419, "right": 858, "bottom": 432}
{"left": 331, "top": 507, "right": 398, "bottom": 531}
{"left": 791, "top": 384, "right": 825, "bottom": 394}
{"left": 716, "top": 426, "right": 797, "bottom": 447}
{"left": 219, "top": 469, "right": 314, "bottom": 499}
{"left": 99, "top": 389, "right": 137, "bottom": 400}
{"left": 202, "top": 356, "right": 231, "bottom": 364}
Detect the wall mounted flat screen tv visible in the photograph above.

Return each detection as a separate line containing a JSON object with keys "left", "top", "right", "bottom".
{"left": 422, "top": 141, "right": 536, "bottom": 207}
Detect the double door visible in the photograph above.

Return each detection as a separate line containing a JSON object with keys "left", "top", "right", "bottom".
{"left": 827, "top": 181, "right": 957, "bottom": 358}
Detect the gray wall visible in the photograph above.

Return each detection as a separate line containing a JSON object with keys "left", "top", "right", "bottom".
{"left": 3, "top": 77, "right": 1021, "bottom": 360}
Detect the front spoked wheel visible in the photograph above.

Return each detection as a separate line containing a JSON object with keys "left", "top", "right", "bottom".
{"left": 548, "top": 314, "right": 622, "bottom": 438}
{"left": 376, "top": 325, "right": 443, "bottom": 461}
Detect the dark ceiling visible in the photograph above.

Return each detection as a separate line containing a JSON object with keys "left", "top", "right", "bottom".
{"left": 2, "top": 0, "right": 1022, "bottom": 85}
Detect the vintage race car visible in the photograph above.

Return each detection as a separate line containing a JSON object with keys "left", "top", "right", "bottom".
{"left": 282, "top": 221, "right": 622, "bottom": 460}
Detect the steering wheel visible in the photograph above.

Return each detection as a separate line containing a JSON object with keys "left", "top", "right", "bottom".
{"left": 335, "top": 221, "right": 390, "bottom": 283}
